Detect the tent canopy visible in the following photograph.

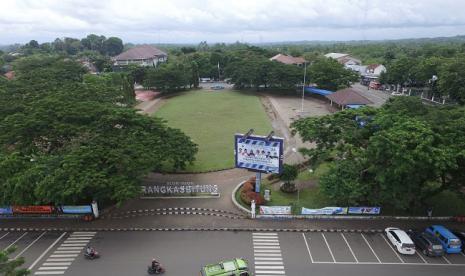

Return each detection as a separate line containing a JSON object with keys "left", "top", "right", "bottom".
{"left": 304, "top": 86, "right": 333, "bottom": 96}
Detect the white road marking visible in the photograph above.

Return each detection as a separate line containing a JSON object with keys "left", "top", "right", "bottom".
{"left": 321, "top": 233, "right": 336, "bottom": 263}
{"left": 302, "top": 233, "right": 314, "bottom": 263}
{"left": 361, "top": 233, "right": 381, "bottom": 263}
{"left": 63, "top": 240, "right": 89, "bottom": 244}
{"left": 381, "top": 234, "right": 404, "bottom": 263}
{"left": 255, "top": 265, "right": 284, "bottom": 270}
{"left": 5, "top": 232, "right": 28, "bottom": 250}
{"left": 254, "top": 242, "right": 280, "bottom": 246}
{"left": 15, "top": 231, "right": 47, "bottom": 259}
{"left": 42, "top": 262, "right": 71, "bottom": 266}
{"left": 254, "top": 271, "right": 285, "bottom": 274}
{"left": 312, "top": 261, "right": 465, "bottom": 266}
{"left": 254, "top": 253, "right": 282, "bottom": 257}
{"left": 415, "top": 251, "right": 427, "bottom": 264}
{"left": 253, "top": 233, "right": 277, "bottom": 236}
{"left": 0, "top": 232, "right": 9, "bottom": 240}
{"left": 34, "top": 271, "right": 65, "bottom": 275}
{"left": 38, "top": 267, "right": 68, "bottom": 270}
{"left": 442, "top": 255, "right": 452, "bottom": 264}
{"left": 29, "top": 232, "right": 67, "bottom": 270}
{"left": 255, "top": 257, "right": 283, "bottom": 261}
{"left": 254, "top": 246, "right": 281, "bottom": 249}
{"left": 50, "top": 254, "right": 78, "bottom": 258}
{"left": 461, "top": 252, "right": 465, "bottom": 257}
{"left": 341, "top": 233, "right": 358, "bottom": 263}
{"left": 253, "top": 233, "right": 286, "bottom": 275}
{"left": 57, "top": 247, "right": 83, "bottom": 250}
{"left": 60, "top": 243, "right": 88, "bottom": 247}
{"left": 53, "top": 250, "right": 81, "bottom": 253}
{"left": 254, "top": 249, "right": 282, "bottom": 253}
{"left": 46, "top": 258, "right": 75, "bottom": 262}
{"left": 71, "top": 232, "right": 96, "bottom": 234}
{"left": 255, "top": 261, "right": 284, "bottom": 265}
{"left": 65, "top": 237, "right": 92, "bottom": 240}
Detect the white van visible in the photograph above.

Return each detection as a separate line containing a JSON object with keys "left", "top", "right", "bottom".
{"left": 385, "top": 227, "right": 416, "bottom": 255}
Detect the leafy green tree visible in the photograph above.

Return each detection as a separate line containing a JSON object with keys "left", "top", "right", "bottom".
{"left": 307, "top": 57, "right": 358, "bottom": 91}
{"left": 103, "top": 37, "right": 124, "bottom": 56}
{"left": 438, "top": 55, "right": 465, "bottom": 105}
{"left": 0, "top": 247, "right": 29, "bottom": 276}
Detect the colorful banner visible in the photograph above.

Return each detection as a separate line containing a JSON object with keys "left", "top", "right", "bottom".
{"left": 12, "top": 205, "right": 54, "bottom": 214}
{"left": 61, "top": 205, "right": 93, "bottom": 214}
{"left": 259, "top": 206, "right": 292, "bottom": 215}
{"left": 235, "top": 134, "right": 284, "bottom": 174}
{"left": 301, "top": 207, "right": 348, "bottom": 215}
{"left": 0, "top": 206, "right": 13, "bottom": 215}
{"left": 348, "top": 207, "right": 381, "bottom": 215}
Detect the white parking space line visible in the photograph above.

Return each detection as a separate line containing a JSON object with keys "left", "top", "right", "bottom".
{"left": 29, "top": 232, "right": 67, "bottom": 270}
{"left": 415, "top": 251, "right": 427, "bottom": 263}
{"left": 5, "top": 232, "right": 28, "bottom": 250}
{"left": 461, "top": 252, "right": 465, "bottom": 257}
{"left": 0, "top": 232, "right": 9, "bottom": 240}
{"left": 442, "top": 255, "right": 452, "bottom": 264}
{"left": 302, "top": 233, "right": 314, "bottom": 263}
{"left": 311, "top": 261, "right": 465, "bottom": 266}
{"left": 341, "top": 233, "right": 358, "bottom": 263}
{"left": 381, "top": 234, "right": 404, "bottom": 263}
{"left": 15, "top": 231, "right": 47, "bottom": 259}
{"left": 361, "top": 234, "right": 381, "bottom": 263}
{"left": 321, "top": 233, "right": 336, "bottom": 263}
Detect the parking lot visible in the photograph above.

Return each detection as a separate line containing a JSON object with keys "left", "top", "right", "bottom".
{"left": 2, "top": 230, "right": 465, "bottom": 275}
{"left": 302, "top": 232, "right": 465, "bottom": 266}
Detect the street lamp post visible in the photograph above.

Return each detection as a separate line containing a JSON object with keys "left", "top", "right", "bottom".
{"left": 301, "top": 62, "right": 307, "bottom": 112}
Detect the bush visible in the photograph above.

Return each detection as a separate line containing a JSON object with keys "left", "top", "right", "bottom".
{"left": 280, "top": 182, "right": 297, "bottom": 193}
{"left": 240, "top": 191, "right": 265, "bottom": 205}
{"left": 242, "top": 181, "right": 254, "bottom": 192}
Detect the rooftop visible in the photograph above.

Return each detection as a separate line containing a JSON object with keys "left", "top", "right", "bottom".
{"left": 113, "top": 45, "right": 167, "bottom": 61}
{"left": 326, "top": 88, "right": 372, "bottom": 106}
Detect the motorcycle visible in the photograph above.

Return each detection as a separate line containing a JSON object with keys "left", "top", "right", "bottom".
{"left": 84, "top": 251, "right": 100, "bottom": 260}
{"left": 147, "top": 265, "right": 165, "bottom": 274}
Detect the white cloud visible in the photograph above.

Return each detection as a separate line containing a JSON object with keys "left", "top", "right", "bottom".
{"left": 0, "top": 0, "right": 465, "bottom": 44}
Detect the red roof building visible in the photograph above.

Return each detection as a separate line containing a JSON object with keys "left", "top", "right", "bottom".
{"left": 270, "top": 54, "right": 306, "bottom": 66}
{"left": 113, "top": 45, "right": 168, "bottom": 67}
{"left": 326, "top": 88, "right": 372, "bottom": 109}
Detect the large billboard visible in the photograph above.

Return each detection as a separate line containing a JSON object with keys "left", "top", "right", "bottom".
{"left": 234, "top": 134, "right": 284, "bottom": 174}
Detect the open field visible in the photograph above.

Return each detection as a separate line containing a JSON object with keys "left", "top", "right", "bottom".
{"left": 155, "top": 90, "right": 272, "bottom": 172}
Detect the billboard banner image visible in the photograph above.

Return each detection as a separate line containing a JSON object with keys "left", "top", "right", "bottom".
{"left": 348, "top": 207, "right": 381, "bottom": 215}
{"left": 12, "top": 205, "right": 54, "bottom": 214}
{"left": 301, "top": 206, "right": 348, "bottom": 215}
{"left": 234, "top": 134, "right": 284, "bottom": 174}
{"left": 61, "top": 205, "right": 93, "bottom": 214}
{"left": 259, "top": 206, "right": 292, "bottom": 215}
{"left": 0, "top": 206, "right": 13, "bottom": 215}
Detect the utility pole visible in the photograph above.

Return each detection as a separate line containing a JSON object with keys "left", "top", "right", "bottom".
{"left": 301, "top": 62, "right": 307, "bottom": 112}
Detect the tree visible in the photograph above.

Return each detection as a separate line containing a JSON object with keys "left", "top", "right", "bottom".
{"left": 438, "top": 56, "right": 465, "bottom": 105}
{"left": 103, "top": 37, "right": 124, "bottom": 56}
{"left": 279, "top": 164, "right": 298, "bottom": 193}
{"left": 307, "top": 57, "right": 358, "bottom": 91}
{"left": 0, "top": 247, "right": 29, "bottom": 276}
{"left": 27, "top": 40, "right": 39, "bottom": 48}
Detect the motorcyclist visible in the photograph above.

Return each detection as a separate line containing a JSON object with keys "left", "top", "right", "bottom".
{"left": 151, "top": 258, "right": 160, "bottom": 271}
{"left": 86, "top": 246, "right": 95, "bottom": 257}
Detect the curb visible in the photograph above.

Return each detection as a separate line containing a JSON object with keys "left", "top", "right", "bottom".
{"left": 102, "top": 207, "right": 245, "bottom": 219}
{"left": 0, "top": 227, "right": 384, "bottom": 233}
{"left": 231, "top": 180, "right": 252, "bottom": 215}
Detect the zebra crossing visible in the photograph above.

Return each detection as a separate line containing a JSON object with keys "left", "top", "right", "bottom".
{"left": 34, "top": 231, "right": 96, "bottom": 275}
{"left": 253, "top": 232, "right": 286, "bottom": 275}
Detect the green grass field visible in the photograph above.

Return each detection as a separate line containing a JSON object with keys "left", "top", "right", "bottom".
{"left": 155, "top": 90, "right": 272, "bottom": 172}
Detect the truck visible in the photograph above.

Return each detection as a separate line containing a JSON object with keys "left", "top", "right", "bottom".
{"left": 200, "top": 258, "right": 251, "bottom": 276}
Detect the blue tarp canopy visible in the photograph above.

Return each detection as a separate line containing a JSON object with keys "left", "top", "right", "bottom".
{"left": 304, "top": 86, "right": 333, "bottom": 96}
{"left": 346, "top": 104, "right": 365, "bottom": 109}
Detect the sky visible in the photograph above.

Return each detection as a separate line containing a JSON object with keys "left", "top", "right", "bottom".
{"left": 1, "top": 0, "right": 465, "bottom": 45}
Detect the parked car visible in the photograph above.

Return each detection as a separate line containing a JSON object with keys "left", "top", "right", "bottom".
{"left": 425, "top": 225, "right": 462, "bottom": 254}
{"left": 451, "top": 230, "right": 465, "bottom": 253}
{"left": 211, "top": 85, "right": 225, "bottom": 90}
{"left": 407, "top": 229, "right": 444, "bottom": 257}
{"left": 391, "top": 91, "right": 405, "bottom": 96}
{"left": 385, "top": 227, "right": 416, "bottom": 255}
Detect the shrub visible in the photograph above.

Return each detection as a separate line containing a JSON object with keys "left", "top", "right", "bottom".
{"left": 240, "top": 191, "right": 265, "bottom": 205}
{"left": 242, "top": 181, "right": 254, "bottom": 192}
{"left": 280, "top": 182, "right": 297, "bottom": 193}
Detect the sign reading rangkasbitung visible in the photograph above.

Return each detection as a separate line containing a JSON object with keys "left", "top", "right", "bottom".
{"left": 234, "top": 134, "right": 284, "bottom": 174}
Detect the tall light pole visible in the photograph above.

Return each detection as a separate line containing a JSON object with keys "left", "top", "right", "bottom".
{"left": 301, "top": 62, "right": 307, "bottom": 112}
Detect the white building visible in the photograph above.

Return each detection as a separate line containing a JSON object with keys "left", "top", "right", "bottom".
{"left": 324, "top": 52, "right": 361, "bottom": 66}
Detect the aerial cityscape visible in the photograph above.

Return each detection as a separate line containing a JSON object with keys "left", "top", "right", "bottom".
{"left": 1, "top": 1, "right": 465, "bottom": 275}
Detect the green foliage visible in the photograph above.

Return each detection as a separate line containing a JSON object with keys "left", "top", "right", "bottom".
{"left": 308, "top": 57, "right": 359, "bottom": 91}
{"left": 292, "top": 96, "right": 465, "bottom": 211}
{"left": 0, "top": 246, "right": 30, "bottom": 276}
{"left": 280, "top": 164, "right": 298, "bottom": 184}
{"left": 438, "top": 55, "right": 465, "bottom": 104}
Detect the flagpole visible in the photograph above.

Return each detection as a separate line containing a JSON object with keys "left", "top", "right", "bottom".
{"left": 217, "top": 62, "right": 220, "bottom": 81}
{"left": 301, "top": 62, "right": 307, "bottom": 112}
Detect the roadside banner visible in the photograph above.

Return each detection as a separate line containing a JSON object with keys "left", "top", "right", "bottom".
{"left": 0, "top": 206, "right": 13, "bottom": 215}
{"left": 348, "top": 207, "right": 381, "bottom": 215}
{"left": 301, "top": 207, "right": 348, "bottom": 215}
{"left": 61, "top": 205, "right": 93, "bottom": 214}
{"left": 12, "top": 205, "right": 54, "bottom": 214}
{"left": 259, "top": 206, "right": 291, "bottom": 215}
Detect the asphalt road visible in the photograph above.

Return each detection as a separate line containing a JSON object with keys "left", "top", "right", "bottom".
{"left": 2, "top": 230, "right": 465, "bottom": 276}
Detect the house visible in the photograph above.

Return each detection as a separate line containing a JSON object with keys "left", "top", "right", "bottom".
{"left": 365, "top": 64, "right": 386, "bottom": 76}
{"left": 112, "top": 45, "right": 167, "bottom": 68}
{"left": 324, "top": 52, "right": 361, "bottom": 66}
{"left": 326, "top": 88, "right": 372, "bottom": 110}
{"left": 270, "top": 54, "right": 306, "bottom": 66}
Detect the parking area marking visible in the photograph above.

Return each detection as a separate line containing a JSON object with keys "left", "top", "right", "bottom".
{"left": 15, "top": 231, "right": 47, "bottom": 259}
{"left": 5, "top": 232, "right": 28, "bottom": 250}
{"left": 302, "top": 233, "right": 314, "bottom": 263}
{"left": 0, "top": 232, "right": 9, "bottom": 240}
{"left": 341, "top": 233, "right": 358, "bottom": 263}
{"left": 361, "top": 233, "right": 381, "bottom": 263}
{"left": 28, "top": 232, "right": 67, "bottom": 270}
{"left": 302, "top": 232, "right": 465, "bottom": 267}
{"left": 321, "top": 233, "right": 336, "bottom": 263}
{"left": 380, "top": 233, "right": 404, "bottom": 263}
{"left": 253, "top": 233, "right": 286, "bottom": 275}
